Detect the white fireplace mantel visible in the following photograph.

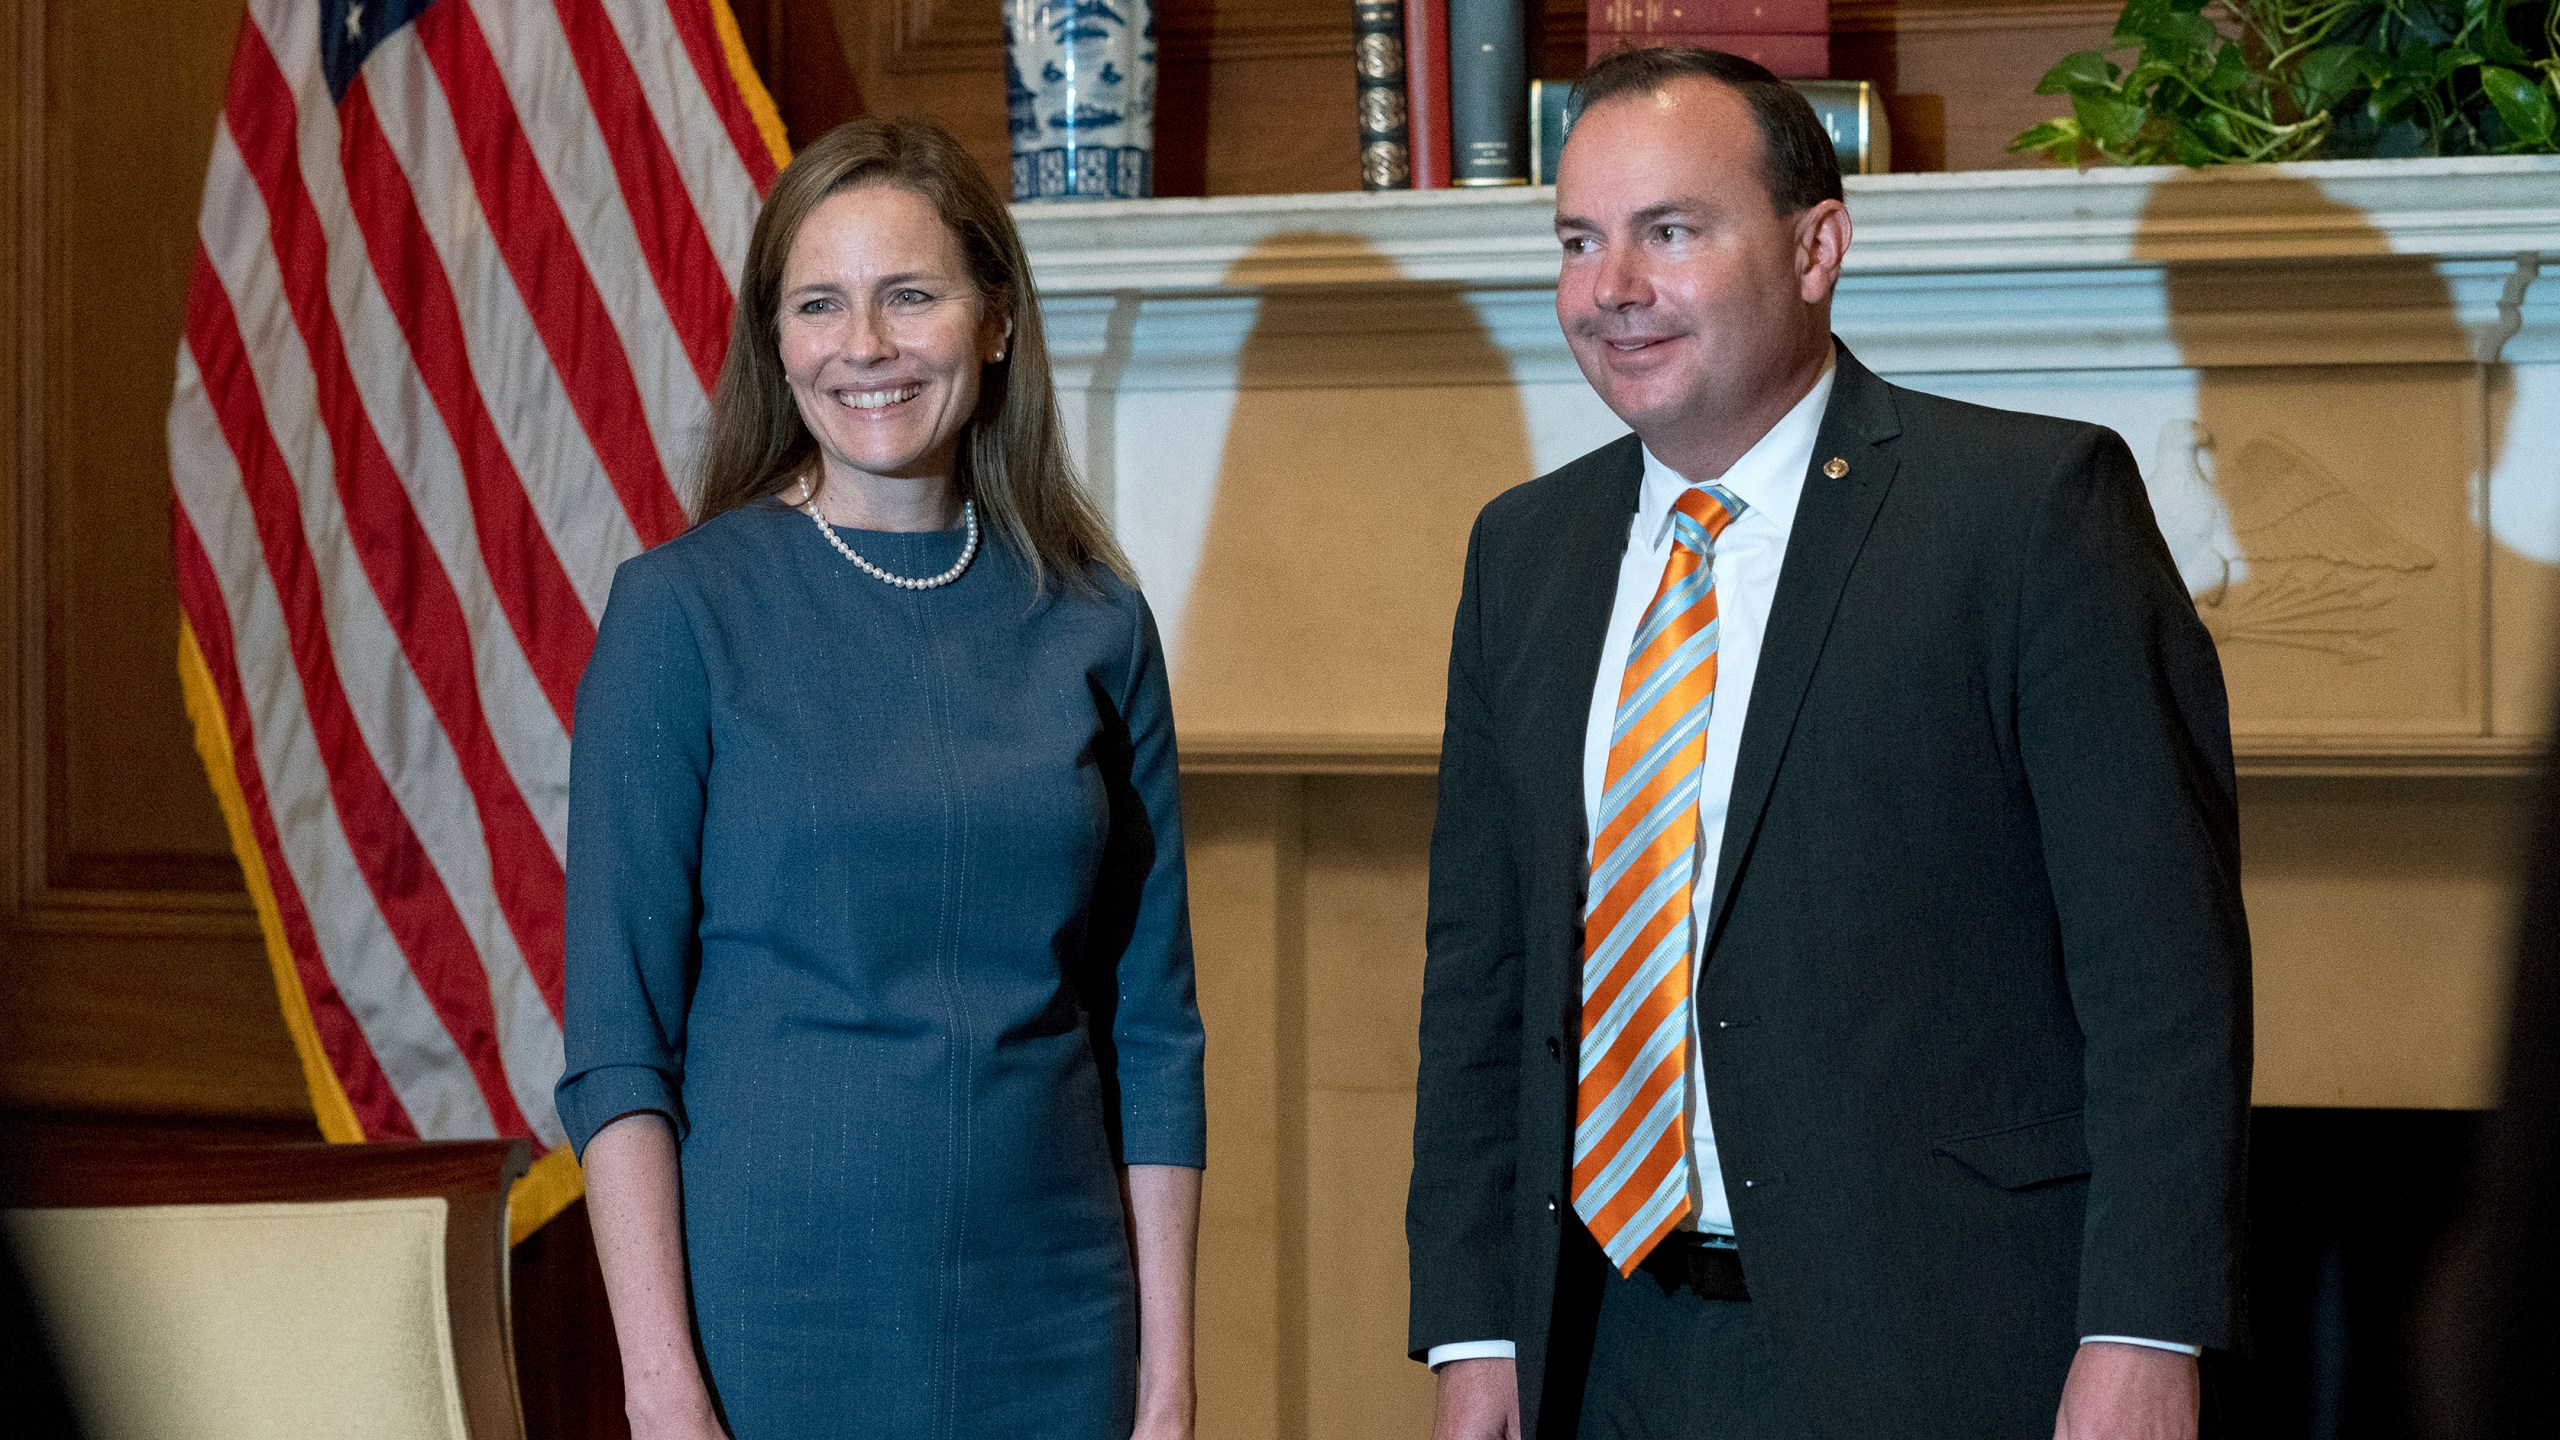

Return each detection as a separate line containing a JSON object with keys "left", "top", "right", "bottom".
{"left": 1019, "top": 159, "right": 2560, "bottom": 776}
{"left": 1020, "top": 156, "right": 2560, "bottom": 290}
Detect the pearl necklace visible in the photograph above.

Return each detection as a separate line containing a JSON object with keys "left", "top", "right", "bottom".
{"left": 795, "top": 481, "right": 979, "bottom": 590}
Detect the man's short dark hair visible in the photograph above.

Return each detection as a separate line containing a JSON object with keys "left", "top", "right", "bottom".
{"left": 1571, "top": 45, "right": 1844, "bottom": 215}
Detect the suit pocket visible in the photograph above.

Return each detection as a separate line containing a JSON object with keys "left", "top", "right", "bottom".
{"left": 1933, "top": 1110, "right": 2089, "bottom": 1191}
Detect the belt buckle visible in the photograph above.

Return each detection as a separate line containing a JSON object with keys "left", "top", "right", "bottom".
{"left": 1679, "top": 1232, "right": 1749, "bottom": 1303}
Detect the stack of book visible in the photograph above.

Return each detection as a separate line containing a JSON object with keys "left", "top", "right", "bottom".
{"left": 1586, "top": 1, "right": 1830, "bottom": 79}
{"left": 1357, "top": 1, "right": 1848, "bottom": 192}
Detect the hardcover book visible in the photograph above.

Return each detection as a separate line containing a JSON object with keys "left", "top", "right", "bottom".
{"left": 1404, "top": 0, "right": 1452, "bottom": 187}
{"left": 1451, "top": 0, "right": 1530, "bottom": 185}
{"left": 1354, "top": 0, "right": 1414, "bottom": 189}
{"left": 1532, "top": 76, "right": 1890, "bottom": 183}
{"left": 1591, "top": 0, "right": 1827, "bottom": 34}
{"left": 1584, "top": 29, "right": 1830, "bottom": 76}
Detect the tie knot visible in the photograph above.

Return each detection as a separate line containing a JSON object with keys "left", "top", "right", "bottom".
{"left": 1671, "top": 485, "right": 1746, "bottom": 555}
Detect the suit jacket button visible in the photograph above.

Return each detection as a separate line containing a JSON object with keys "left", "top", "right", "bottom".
{"left": 1546, "top": 1194, "right": 1559, "bottom": 1218}
{"left": 1545, "top": 1035, "right": 1561, "bottom": 1059}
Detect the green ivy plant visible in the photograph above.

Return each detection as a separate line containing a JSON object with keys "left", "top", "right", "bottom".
{"left": 2012, "top": 0, "right": 2560, "bottom": 165}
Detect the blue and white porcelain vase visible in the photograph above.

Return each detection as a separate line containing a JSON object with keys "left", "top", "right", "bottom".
{"left": 1006, "top": 0, "right": 1154, "bottom": 201}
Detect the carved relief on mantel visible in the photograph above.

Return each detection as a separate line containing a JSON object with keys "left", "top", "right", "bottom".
{"left": 2152, "top": 425, "right": 2439, "bottom": 660}
{"left": 2128, "top": 368, "right": 2484, "bottom": 747}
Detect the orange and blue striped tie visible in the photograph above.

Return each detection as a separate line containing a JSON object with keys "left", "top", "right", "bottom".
{"left": 1574, "top": 483, "right": 1746, "bottom": 1276}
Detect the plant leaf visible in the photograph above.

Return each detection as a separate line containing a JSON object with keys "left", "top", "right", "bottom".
{"left": 2170, "top": 125, "right": 2223, "bottom": 166}
{"left": 2074, "top": 91, "right": 2149, "bottom": 148}
{"left": 2150, "top": 9, "right": 2219, "bottom": 64}
{"left": 2036, "top": 50, "right": 2120, "bottom": 97}
{"left": 2193, "top": 107, "right": 2242, "bottom": 151}
{"left": 2008, "top": 118, "right": 2083, "bottom": 158}
{"left": 2123, "top": 58, "right": 2176, "bottom": 96}
{"left": 2297, "top": 45, "right": 2366, "bottom": 107}
{"left": 2481, "top": 65, "right": 2559, "bottom": 145}
{"left": 2208, "top": 39, "right": 2248, "bottom": 92}
{"left": 2476, "top": 13, "right": 2530, "bottom": 67}
{"left": 2113, "top": 0, "right": 2178, "bottom": 48}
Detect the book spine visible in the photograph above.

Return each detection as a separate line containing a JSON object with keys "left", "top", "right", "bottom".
{"left": 1589, "top": 0, "right": 1827, "bottom": 36}
{"left": 1450, "top": 0, "right": 1529, "bottom": 185}
{"left": 1354, "top": 0, "right": 1415, "bottom": 189}
{"left": 1404, "top": 0, "right": 1452, "bottom": 187}
{"left": 1584, "top": 30, "right": 1831, "bottom": 77}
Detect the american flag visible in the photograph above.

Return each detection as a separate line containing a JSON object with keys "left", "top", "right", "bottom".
{"left": 167, "top": 0, "right": 785, "bottom": 1236}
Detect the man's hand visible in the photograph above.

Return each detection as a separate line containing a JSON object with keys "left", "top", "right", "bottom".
{"left": 1432, "top": 1357, "right": 1522, "bottom": 1440}
{"left": 2053, "top": 1342, "right": 2199, "bottom": 1440}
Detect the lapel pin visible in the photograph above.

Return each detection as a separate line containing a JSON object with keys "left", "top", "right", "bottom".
{"left": 1823, "top": 456, "right": 1850, "bottom": 479}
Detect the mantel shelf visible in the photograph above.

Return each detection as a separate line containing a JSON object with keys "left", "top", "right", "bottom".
{"left": 1018, "top": 156, "right": 2560, "bottom": 295}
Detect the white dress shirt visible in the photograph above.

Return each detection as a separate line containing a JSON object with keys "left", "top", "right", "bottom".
{"left": 1425, "top": 364, "right": 2196, "bottom": 1368}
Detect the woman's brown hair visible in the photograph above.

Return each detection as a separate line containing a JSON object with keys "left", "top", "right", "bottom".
{"left": 691, "top": 117, "right": 1131, "bottom": 593}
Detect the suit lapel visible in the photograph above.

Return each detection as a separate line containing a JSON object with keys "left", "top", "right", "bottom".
{"left": 1524, "top": 435, "right": 1643, "bottom": 903}
{"left": 1703, "top": 350, "right": 1904, "bottom": 954}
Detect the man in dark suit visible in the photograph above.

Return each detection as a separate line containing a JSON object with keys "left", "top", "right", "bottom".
{"left": 1406, "top": 48, "right": 2251, "bottom": 1440}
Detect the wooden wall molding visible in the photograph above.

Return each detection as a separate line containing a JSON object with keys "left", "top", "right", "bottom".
{"left": 3, "top": 0, "right": 245, "bottom": 933}
{"left": 5, "top": 0, "right": 36, "bottom": 925}
{"left": 1, "top": 0, "right": 303, "bottom": 1120}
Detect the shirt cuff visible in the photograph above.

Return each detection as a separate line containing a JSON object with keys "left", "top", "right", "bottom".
{"left": 554, "top": 1063, "right": 686, "bottom": 1157}
{"left": 1426, "top": 1340, "right": 1517, "bottom": 1370}
{"left": 2080, "top": 1335, "right": 2203, "bottom": 1357}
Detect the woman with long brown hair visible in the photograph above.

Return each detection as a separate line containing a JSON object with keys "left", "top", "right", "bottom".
{"left": 555, "top": 119, "right": 1205, "bottom": 1440}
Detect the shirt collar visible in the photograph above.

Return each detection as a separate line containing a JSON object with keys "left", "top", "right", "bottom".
{"left": 1636, "top": 358, "right": 1836, "bottom": 545}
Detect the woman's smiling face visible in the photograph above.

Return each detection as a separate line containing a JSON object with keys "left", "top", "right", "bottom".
{"left": 777, "top": 183, "right": 1008, "bottom": 496}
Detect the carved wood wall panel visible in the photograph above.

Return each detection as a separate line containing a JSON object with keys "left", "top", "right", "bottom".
{"left": 1, "top": 0, "right": 308, "bottom": 1122}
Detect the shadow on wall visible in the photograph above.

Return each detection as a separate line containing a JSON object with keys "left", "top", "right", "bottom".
{"left": 1171, "top": 236, "right": 1538, "bottom": 751}
{"left": 2134, "top": 174, "right": 2485, "bottom": 699}
{"left": 1171, "top": 235, "right": 1536, "bottom": 1440}
{"left": 2131, "top": 173, "right": 2538, "bottom": 1440}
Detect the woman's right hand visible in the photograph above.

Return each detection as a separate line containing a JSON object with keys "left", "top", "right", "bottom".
{"left": 625, "top": 1389, "right": 728, "bottom": 1440}
{"left": 586, "top": 1115, "right": 725, "bottom": 1440}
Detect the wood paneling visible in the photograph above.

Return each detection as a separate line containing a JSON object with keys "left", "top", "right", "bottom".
{"left": 0, "top": 0, "right": 305, "bottom": 1122}
{"left": 1832, "top": 0, "right": 2122, "bottom": 172}
{"left": 792, "top": 0, "right": 1363, "bottom": 195}
{"left": 769, "top": 0, "right": 2129, "bottom": 192}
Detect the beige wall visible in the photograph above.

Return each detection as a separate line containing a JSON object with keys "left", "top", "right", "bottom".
{"left": 1181, "top": 766, "right": 2537, "bottom": 1434}
{"left": 1188, "top": 774, "right": 1439, "bottom": 1440}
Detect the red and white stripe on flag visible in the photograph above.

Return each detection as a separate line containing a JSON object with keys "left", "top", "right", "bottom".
{"left": 167, "top": 0, "right": 788, "bottom": 1240}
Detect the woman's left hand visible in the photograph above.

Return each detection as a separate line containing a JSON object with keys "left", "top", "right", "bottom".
{"left": 1124, "top": 1164, "right": 1201, "bottom": 1440}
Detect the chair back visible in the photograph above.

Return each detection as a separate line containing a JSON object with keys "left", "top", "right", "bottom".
{"left": 3, "top": 1137, "right": 529, "bottom": 1440}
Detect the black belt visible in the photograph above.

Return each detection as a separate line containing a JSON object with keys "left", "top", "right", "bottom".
{"left": 1634, "top": 1231, "right": 1751, "bottom": 1302}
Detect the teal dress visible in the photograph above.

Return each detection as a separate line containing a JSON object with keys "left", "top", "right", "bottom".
{"left": 556, "top": 500, "right": 1206, "bottom": 1440}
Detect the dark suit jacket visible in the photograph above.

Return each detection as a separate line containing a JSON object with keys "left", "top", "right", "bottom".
{"left": 1407, "top": 347, "right": 2252, "bottom": 1439}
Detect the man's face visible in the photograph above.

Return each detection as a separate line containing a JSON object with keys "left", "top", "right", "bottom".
{"left": 1553, "top": 79, "right": 1840, "bottom": 441}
